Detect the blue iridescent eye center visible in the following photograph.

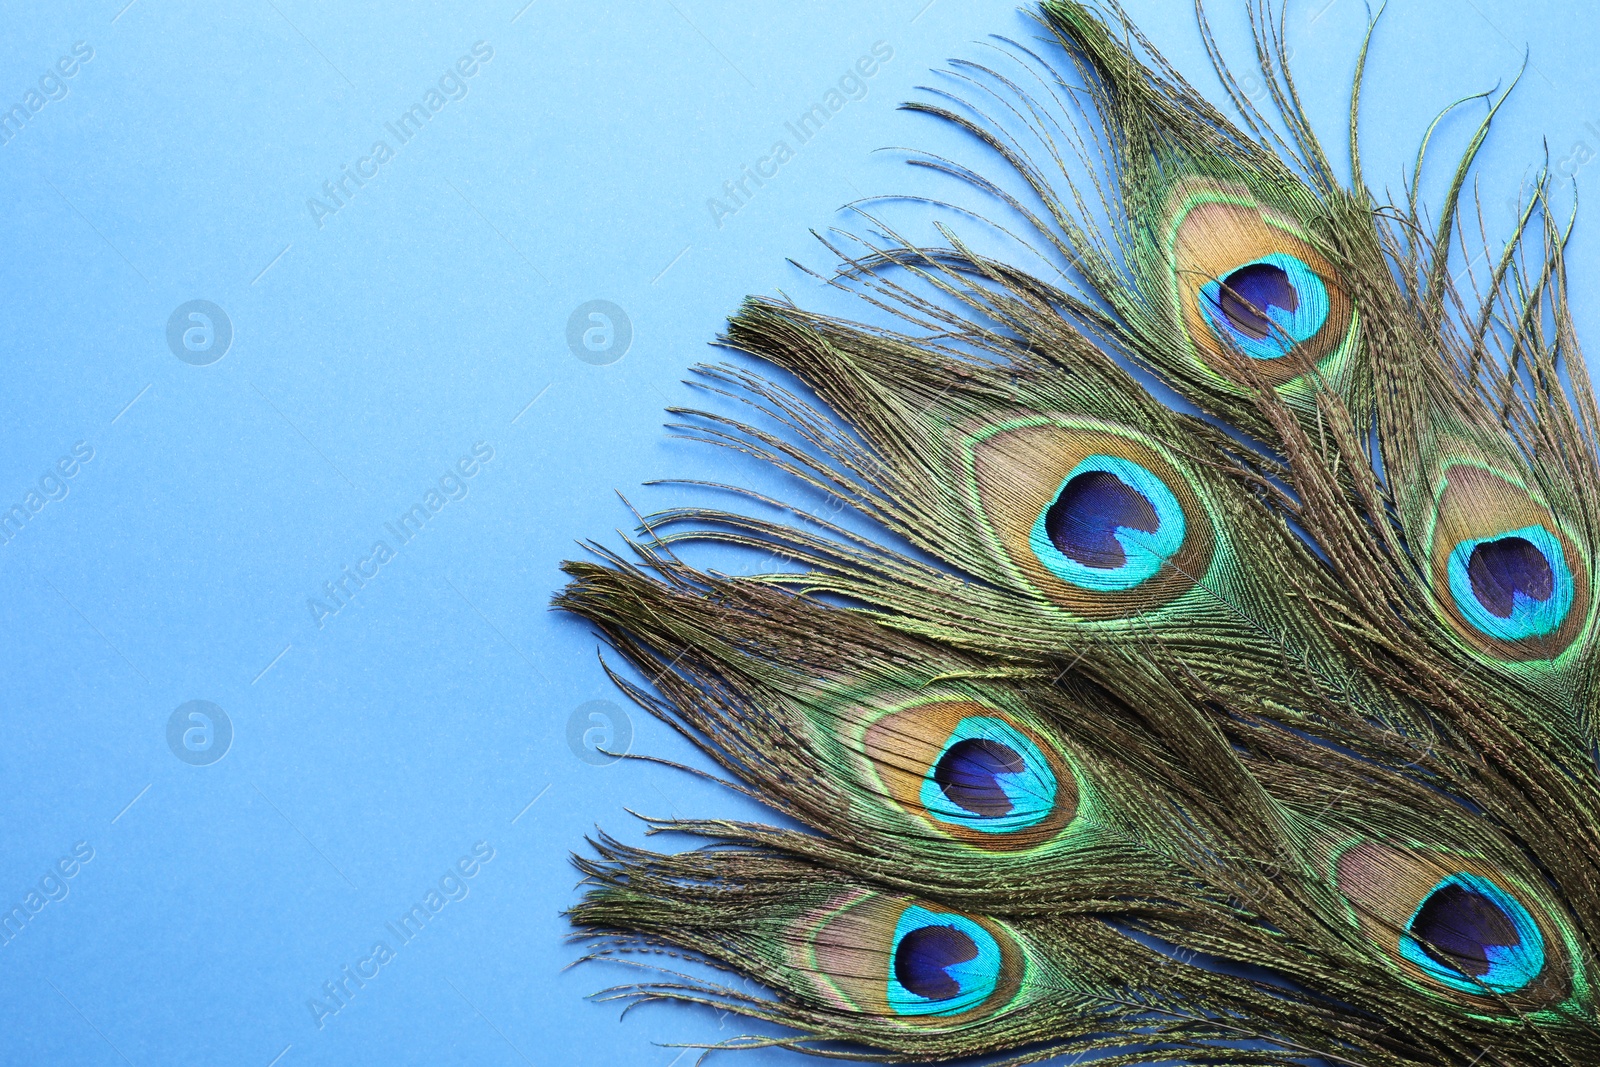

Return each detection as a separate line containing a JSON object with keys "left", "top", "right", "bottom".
{"left": 917, "top": 718, "right": 1057, "bottom": 834}
{"left": 1028, "top": 455, "right": 1185, "bottom": 592}
{"left": 1410, "top": 882, "right": 1518, "bottom": 978}
{"left": 1398, "top": 872, "right": 1546, "bottom": 994}
{"left": 934, "top": 739, "right": 1026, "bottom": 817}
{"left": 1467, "top": 536, "right": 1553, "bottom": 618}
{"left": 1445, "top": 524, "right": 1572, "bottom": 641}
{"left": 886, "top": 907, "right": 1006, "bottom": 1015}
{"left": 1198, "top": 252, "right": 1330, "bottom": 360}
{"left": 1044, "top": 471, "right": 1158, "bottom": 569}
{"left": 894, "top": 925, "right": 979, "bottom": 1000}
{"left": 1218, "top": 262, "right": 1298, "bottom": 339}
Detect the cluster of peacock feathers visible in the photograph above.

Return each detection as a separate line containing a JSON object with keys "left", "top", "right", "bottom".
{"left": 556, "top": 3, "right": 1600, "bottom": 1064}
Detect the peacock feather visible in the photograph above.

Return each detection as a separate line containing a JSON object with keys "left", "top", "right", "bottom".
{"left": 557, "top": 3, "right": 1600, "bottom": 1064}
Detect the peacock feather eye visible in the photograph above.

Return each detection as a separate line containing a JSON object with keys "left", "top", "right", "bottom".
{"left": 1426, "top": 462, "right": 1591, "bottom": 660}
{"left": 887, "top": 906, "right": 1006, "bottom": 1015}
{"left": 1029, "top": 455, "right": 1187, "bottom": 592}
{"left": 797, "top": 892, "right": 1026, "bottom": 1024}
{"left": 1199, "top": 252, "right": 1330, "bottom": 361}
{"left": 966, "top": 416, "right": 1215, "bottom": 619}
{"left": 862, "top": 700, "right": 1079, "bottom": 850}
{"left": 1333, "top": 841, "right": 1578, "bottom": 1010}
{"left": 1168, "top": 180, "right": 1355, "bottom": 388}
{"left": 1399, "top": 873, "right": 1546, "bottom": 995}
{"left": 1446, "top": 526, "right": 1573, "bottom": 642}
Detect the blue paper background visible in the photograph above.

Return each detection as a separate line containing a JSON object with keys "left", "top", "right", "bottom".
{"left": 1, "top": 1, "right": 1596, "bottom": 1063}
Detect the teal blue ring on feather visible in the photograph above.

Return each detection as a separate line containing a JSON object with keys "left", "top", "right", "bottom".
{"left": 1445, "top": 524, "right": 1574, "bottom": 641}
{"left": 1398, "top": 872, "right": 1546, "bottom": 994}
{"left": 1198, "top": 252, "right": 1330, "bottom": 360}
{"left": 886, "top": 906, "right": 1005, "bottom": 1016}
{"left": 1028, "top": 455, "right": 1186, "bottom": 591}
{"left": 916, "top": 717, "right": 1058, "bottom": 834}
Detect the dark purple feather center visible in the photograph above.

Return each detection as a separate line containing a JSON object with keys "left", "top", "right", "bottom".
{"left": 1410, "top": 883, "right": 1521, "bottom": 978}
{"left": 1044, "top": 471, "right": 1158, "bottom": 569}
{"left": 1467, "top": 537, "right": 1553, "bottom": 618}
{"left": 934, "top": 739, "right": 1026, "bottom": 817}
{"left": 1217, "top": 262, "right": 1297, "bottom": 340}
{"left": 895, "top": 925, "right": 980, "bottom": 1000}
